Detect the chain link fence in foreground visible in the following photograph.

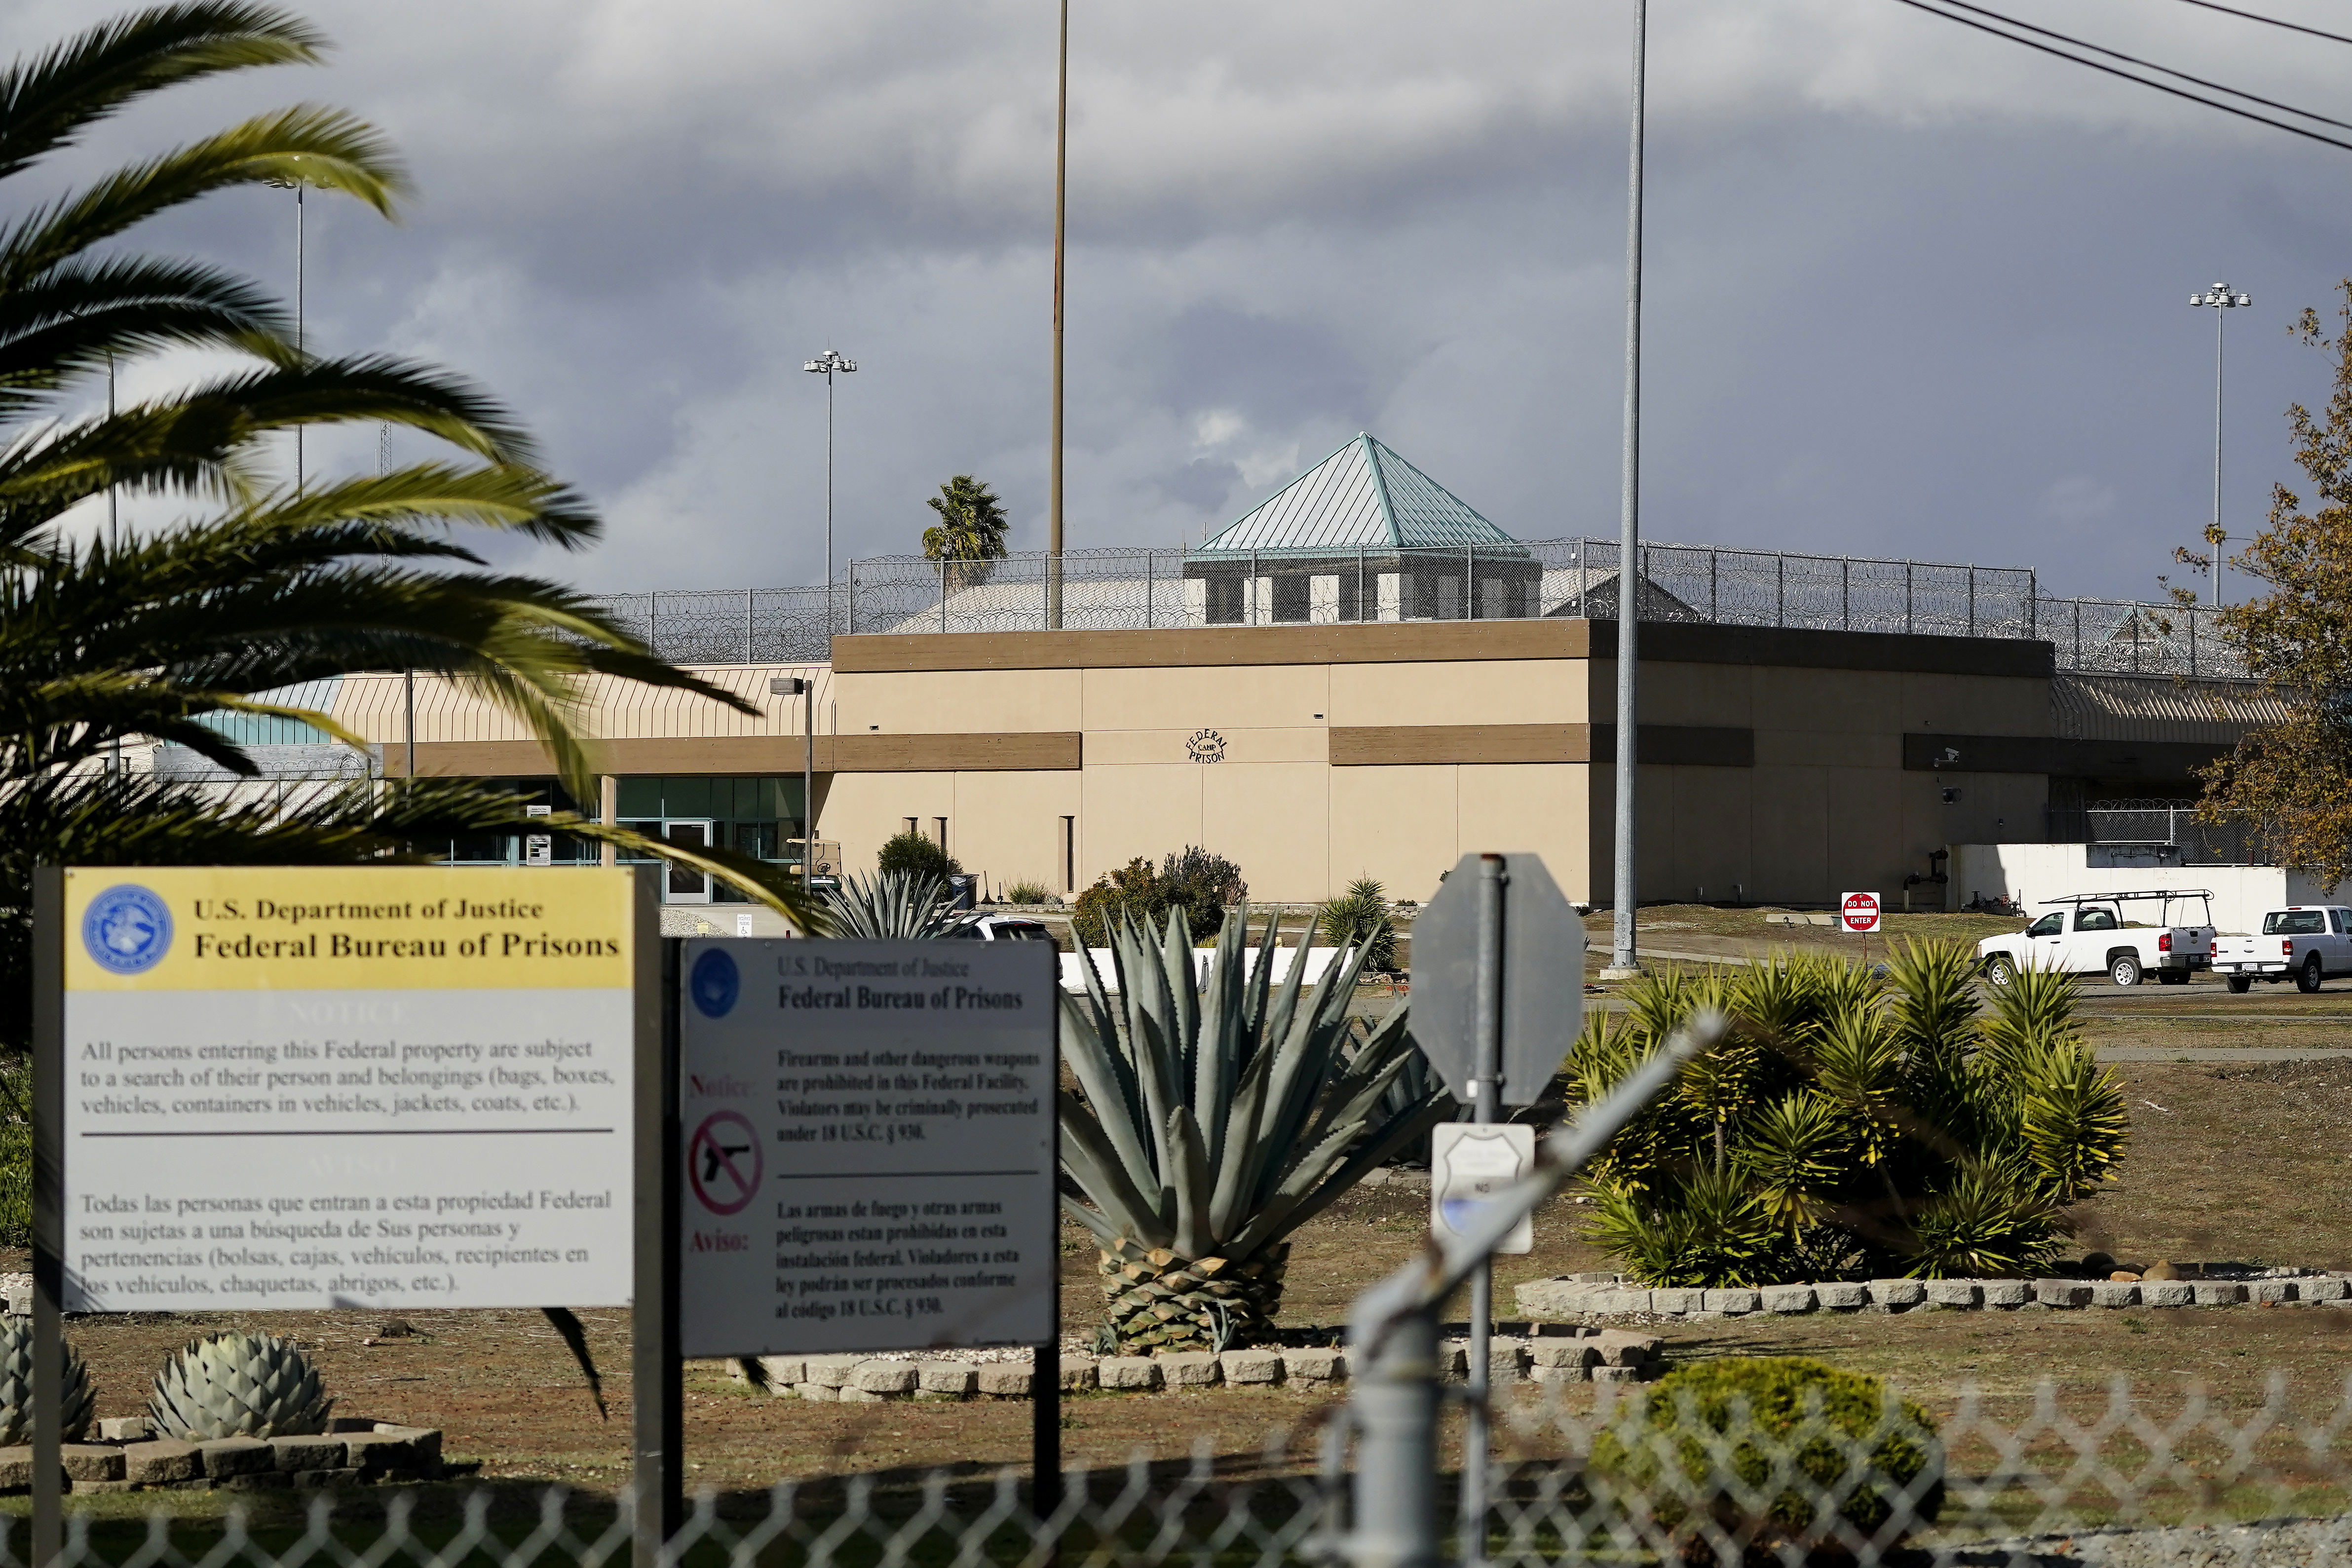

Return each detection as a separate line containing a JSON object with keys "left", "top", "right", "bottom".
{"left": 15, "top": 1375, "right": 2352, "bottom": 1566}
{"left": 593, "top": 542, "right": 2241, "bottom": 680}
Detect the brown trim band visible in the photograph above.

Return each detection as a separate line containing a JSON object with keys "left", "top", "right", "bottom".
{"left": 1330, "top": 723, "right": 1752, "bottom": 767}
{"left": 834, "top": 618, "right": 2054, "bottom": 678}
{"left": 382, "top": 731, "right": 1083, "bottom": 779}
{"left": 1903, "top": 732, "right": 2229, "bottom": 777}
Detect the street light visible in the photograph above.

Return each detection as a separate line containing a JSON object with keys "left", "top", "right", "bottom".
{"left": 1604, "top": 0, "right": 1649, "bottom": 983}
{"left": 2191, "top": 282, "right": 2251, "bottom": 606}
{"left": 266, "top": 175, "right": 306, "bottom": 489}
{"left": 769, "top": 676, "right": 816, "bottom": 898}
{"left": 803, "top": 349, "right": 856, "bottom": 637}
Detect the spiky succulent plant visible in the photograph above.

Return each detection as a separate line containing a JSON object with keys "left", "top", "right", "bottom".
{"left": 1058, "top": 907, "right": 1449, "bottom": 1350}
{"left": 148, "top": 1331, "right": 332, "bottom": 1440}
{"left": 822, "top": 871, "right": 973, "bottom": 939}
{"left": 0, "top": 1318, "right": 92, "bottom": 1443}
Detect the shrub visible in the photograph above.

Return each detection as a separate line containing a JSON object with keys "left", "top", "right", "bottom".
{"left": 1318, "top": 878, "right": 1397, "bottom": 970}
{"left": 1160, "top": 845, "right": 1246, "bottom": 942}
{"left": 1002, "top": 879, "right": 1053, "bottom": 906}
{"left": 1071, "top": 858, "right": 1167, "bottom": 947}
{"left": 1588, "top": 1357, "right": 1943, "bottom": 1563}
{"left": 1568, "top": 944, "right": 2128, "bottom": 1287}
{"left": 877, "top": 830, "right": 960, "bottom": 882}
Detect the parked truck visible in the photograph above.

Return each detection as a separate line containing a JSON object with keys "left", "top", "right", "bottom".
{"left": 2213, "top": 907, "right": 2352, "bottom": 993}
{"left": 1974, "top": 889, "right": 2216, "bottom": 988}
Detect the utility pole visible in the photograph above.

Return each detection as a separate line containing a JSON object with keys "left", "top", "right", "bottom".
{"left": 1603, "top": 0, "right": 1648, "bottom": 982}
{"left": 1048, "top": 0, "right": 1069, "bottom": 631}
{"left": 803, "top": 349, "right": 857, "bottom": 638}
{"left": 2191, "top": 282, "right": 2250, "bottom": 606}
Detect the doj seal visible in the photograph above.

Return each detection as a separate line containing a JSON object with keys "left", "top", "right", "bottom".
{"left": 690, "top": 946, "right": 740, "bottom": 1019}
{"left": 81, "top": 884, "right": 172, "bottom": 975}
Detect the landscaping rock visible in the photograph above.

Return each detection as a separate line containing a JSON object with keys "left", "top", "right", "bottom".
{"left": 977, "top": 1364, "right": 1034, "bottom": 1398}
{"left": 1479, "top": 1340, "right": 1526, "bottom": 1385}
{"left": 2090, "top": 1282, "right": 2139, "bottom": 1308}
{"left": 918, "top": 1361, "right": 978, "bottom": 1397}
{"left": 2142, "top": 1281, "right": 2194, "bottom": 1308}
{"left": 97, "top": 1417, "right": 152, "bottom": 1443}
{"left": 1868, "top": 1280, "right": 1926, "bottom": 1310}
{"left": 295, "top": 1469, "right": 362, "bottom": 1488}
{"left": 346, "top": 1427, "right": 440, "bottom": 1473}
{"left": 1981, "top": 1280, "right": 2030, "bottom": 1309}
{"left": 0, "top": 1448, "right": 32, "bottom": 1489}
{"left": 1572, "top": 1271, "right": 1621, "bottom": 1284}
{"left": 2249, "top": 1280, "right": 2297, "bottom": 1305}
{"left": 1763, "top": 1285, "right": 1817, "bottom": 1314}
{"left": 61, "top": 1446, "right": 124, "bottom": 1483}
{"left": 1593, "top": 1329, "right": 1662, "bottom": 1368}
{"left": 1926, "top": 1280, "right": 1980, "bottom": 1309}
{"left": 1591, "top": 1364, "right": 1647, "bottom": 1383}
{"left": 1158, "top": 1352, "right": 1222, "bottom": 1387}
{"left": 121, "top": 1441, "right": 199, "bottom": 1487}
{"left": 1282, "top": 1348, "right": 1344, "bottom": 1384}
{"left": 797, "top": 1383, "right": 838, "bottom": 1401}
{"left": 195, "top": 1438, "right": 273, "bottom": 1479}
{"left": 2194, "top": 1282, "right": 2247, "bottom": 1307}
{"left": 1438, "top": 1343, "right": 1469, "bottom": 1380}
{"left": 1060, "top": 1356, "right": 1097, "bottom": 1392}
{"left": 2035, "top": 1280, "right": 2092, "bottom": 1309}
{"left": 1531, "top": 1341, "right": 1598, "bottom": 1370}
{"left": 1816, "top": 1283, "right": 1867, "bottom": 1311}
{"left": 804, "top": 1355, "right": 863, "bottom": 1389}
{"left": 1220, "top": 1348, "right": 1284, "bottom": 1385}
{"left": 1648, "top": 1288, "right": 1702, "bottom": 1316}
{"left": 1594, "top": 1288, "right": 1653, "bottom": 1315}
{"left": 218, "top": 1472, "right": 292, "bottom": 1491}
{"left": 756, "top": 1357, "right": 805, "bottom": 1389}
{"left": 1099, "top": 1356, "right": 1163, "bottom": 1391}
{"left": 1513, "top": 1280, "right": 1591, "bottom": 1317}
{"left": 72, "top": 1480, "right": 134, "bottom": 1494}
{"left": 268, "top": 1437, "right": 346, "bottom": 1472}
{"left": 2306, "top": 1277, "right": 2351, "bottom": 1302}
{"left": 853, "top": 1361, "right": 919, "bottom": 1396}
{"left": 1701, "top": 1288, "right": 1760, "bottom": 1316}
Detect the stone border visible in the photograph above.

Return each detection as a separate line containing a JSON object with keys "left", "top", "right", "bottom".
{"left": 1517, "top": 1272, "right": 2352, "bottom": 1319}
{"left": 728, "top": 1327, "right": 1668, "bottom": 1402}
{"left": 0, "top": 1419, "right": 442, "bottom": 1493}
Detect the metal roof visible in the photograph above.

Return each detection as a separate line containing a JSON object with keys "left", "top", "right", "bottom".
{"left": 2053, "top": 673, "right": 2290, "bottom": 744}
{"left": 1193, "top": 434, "right": 1524, "bottom": 556}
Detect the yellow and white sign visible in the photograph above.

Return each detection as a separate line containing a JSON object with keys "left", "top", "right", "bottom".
{"left": 58, "top": 866, "right": 640, "bottom": 1313}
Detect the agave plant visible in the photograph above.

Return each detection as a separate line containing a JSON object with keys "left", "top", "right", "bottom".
{"left": 149, "top": 1331, "right": 331, "bottom": 1440}
{"left": 822, "top": 871, "right": 975, "bottom": 939}
{"left": 1573, "top": 941, "right": 2129, "bottom": 1286}
{"left": 0, "top": 1319, "right": 92, "bottom": 1443}
{"left": 1058, "top": 908, "right": 1450, "bottom": 1351}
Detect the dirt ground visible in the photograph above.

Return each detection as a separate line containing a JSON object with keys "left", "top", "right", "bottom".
{"left": 12, "top": 978, "right": 2352, "bottom": 1519}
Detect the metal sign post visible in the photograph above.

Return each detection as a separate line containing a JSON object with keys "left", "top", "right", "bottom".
{"left": 1409, "top": 852, "right": 1586, "bottom": 1566}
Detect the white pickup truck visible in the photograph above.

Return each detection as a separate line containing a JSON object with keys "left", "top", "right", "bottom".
{"left": 2213, "top": 907, "right": 2352, "bottom": 993}
{"left": 1975, "top": 890, "right": 2217, "bottom": 988}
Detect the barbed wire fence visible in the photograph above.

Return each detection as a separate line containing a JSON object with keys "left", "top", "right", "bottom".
{"left": 590, "top": 541, "right": 2243, "bottom": 680}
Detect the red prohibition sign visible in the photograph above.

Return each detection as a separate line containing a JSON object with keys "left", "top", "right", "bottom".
{"left": 688, "top": 1110, "right": 762, "bottom": 1216}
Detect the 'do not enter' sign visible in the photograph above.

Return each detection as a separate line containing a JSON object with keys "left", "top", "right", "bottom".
{"left": 1840, "top": 891, "right": 1882, "bottom": 934}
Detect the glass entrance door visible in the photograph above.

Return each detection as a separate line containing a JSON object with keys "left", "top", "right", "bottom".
{"left": 664, "top": 820, "right": 714, "bottom": 902}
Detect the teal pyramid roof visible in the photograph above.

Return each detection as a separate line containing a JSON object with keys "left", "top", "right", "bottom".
{"left": 1194, "top": 434, "right": 1525, "bottom": 556}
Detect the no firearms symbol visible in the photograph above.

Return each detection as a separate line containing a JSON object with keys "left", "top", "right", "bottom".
{"left": 689, "top": 1110, "right": 761, "bottom": 1216}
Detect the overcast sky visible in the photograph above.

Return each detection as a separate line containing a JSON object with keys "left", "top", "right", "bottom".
{"left": 23, "top": 0, "right": 2352, "bottom": 602}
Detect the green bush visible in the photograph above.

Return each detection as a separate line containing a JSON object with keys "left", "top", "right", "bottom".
{"left": 1589, "top": 1357, "right": 1943, "bottom": 1562}
{"left": 876, "top": 830, "right": 960, "bottom": 882}
{"left": 1002, "top": 879, "right": 1053, "bottom": 906}
{"left": 1318, "top": 878, "right": 1397, "bottom": 970}
{"left": 1568, "top": 944, "right": 2128, "bottom": 1286}
{"left": 1070, "top": 858, "right": 1166, "bottom": 947}
{"left": 1159, "top": 846, "right": 1246, "bottom": 942}
{"left": 0, "top": 1064, "right": 28, "bottom": 1248}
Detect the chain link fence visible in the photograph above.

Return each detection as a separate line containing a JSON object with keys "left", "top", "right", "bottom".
{"left": 2044, "top": 799, "right": 2269, "bottom": 865}
{"left": 593, "top": 543, "right": 2244, "bottom": 679}
{"left": 14, "top": 1376, "right": 2352, "bottom": 1566}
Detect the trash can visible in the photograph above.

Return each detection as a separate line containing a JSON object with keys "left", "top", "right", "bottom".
{"left": 946, "top": 874, "right": 978, "bottom": 911}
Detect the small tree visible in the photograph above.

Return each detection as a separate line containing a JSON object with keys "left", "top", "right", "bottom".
{"left": 1318, "top": 878, "right": 1397, "bottom": 971}
{"left": 922, "top": 475, "right": 1010, "bottom": 591}
{"left": 1161, "top": 845, "right": 1246, "bottom": 942}
{"left": 1071, "top": 857, "right": 1165, "bottom": 947}
{"left": 2166, "top": 281, "right": 2352, "bottom": 884}
{"left": 877, "top": 830, "right": 959, "bottom": 882}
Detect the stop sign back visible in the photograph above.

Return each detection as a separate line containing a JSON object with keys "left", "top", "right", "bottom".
{"left": 1840, "top": 891, "right": 1882, "bottom": 933}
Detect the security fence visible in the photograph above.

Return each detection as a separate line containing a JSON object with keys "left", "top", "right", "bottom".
{"left": 17, "top": 1377, "right": 2352, "bottom": 1567}
{"left": 2047, "top": 798, "right": 2269, "bottom": 866}
{"left": 592, "top": 541, "right": 2246, "bottom": 679}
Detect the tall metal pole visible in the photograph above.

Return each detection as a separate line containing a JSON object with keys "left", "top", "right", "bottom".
{"left": 1459, "top": 854, "right": 1507, "bottom": 1566}
{"left": 803, "top": 350, "right": 856, "bottom": 637}
{"left": 2192, "top": 282, "right": 2248, "bottom": 607}
{"left": 294, "top": 184, "right": 304, "bottom": 490}
{"left": 1604, "top": 0, "right": 1648, "bottom": 981}
{"left": 107, "top": 355, "right": 120, "bottom": 781}
{"left": 1047, "top": 0, "right": 1069, "bottom": 630}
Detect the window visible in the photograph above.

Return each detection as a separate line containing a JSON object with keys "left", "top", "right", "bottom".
{"left": 2335, "top": 910, "right": 2352, "bottom": 935}
{"left": 2266, "top": 910, "right": 2328, "bottom": 935}
{"left": 2026, "top": 914, "right": 2063, "bottom": 938}
{"left": 2073, "top": 907, "right": 2118, "bottom": 932}
{"left": 1271, "top": 575, "right": 1310, "bottom": 622}
{"left": 992, "top": 920, "right": 1053, "bottom": 942}
{"left": 608, "top": 776, "right": 808, "bottom": 898}
{"left": 1206, "top": 577, "right": 1246, "bottom": 624}
{"left": 1062, "top": 816, "right": 1076, "bottom": 892}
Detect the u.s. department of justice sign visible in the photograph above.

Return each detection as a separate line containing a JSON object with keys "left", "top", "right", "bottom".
{"left": 38, "top": 865, "right": 651, "bottom": 1313}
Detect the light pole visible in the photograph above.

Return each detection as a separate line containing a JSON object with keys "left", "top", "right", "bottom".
{"left": 803, "top": 348, "right": 857, "bottom": 638}
{"left": 770, "top": 677, "right": 816, "bottom": 901}
{"left": 266, "top": 175, "right": 306, "bottom": 488}
{"left": 1603, "top": 0, "right": 1649, "bottom": 982}
{"left": 1048, "top": 0, "right": 1069, "bottom": 631}
{"left": 2191, "top": 282, "right": 2251, "bottom": 606}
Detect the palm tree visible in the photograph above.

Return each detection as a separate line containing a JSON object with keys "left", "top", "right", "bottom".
{"left": 0, "top": 3, "right": 823, "bottom": 1055}
{"left": 920, "top": 474, "right": 1008, "bottom": 591}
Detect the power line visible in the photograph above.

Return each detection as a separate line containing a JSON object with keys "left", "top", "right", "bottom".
{"left": 2170, "top": 0, "right": 2352, "bottom": 51}
{"left": 1888, "top": 0, "right": 2352, "bottom": 153}
{"left": 1935, "top": 0, "right": 2352, "bottom": 134}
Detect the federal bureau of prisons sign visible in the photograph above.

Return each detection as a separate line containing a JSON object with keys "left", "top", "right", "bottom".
{"left": 46, "top": 866, "right": 644, "bottom": 1312}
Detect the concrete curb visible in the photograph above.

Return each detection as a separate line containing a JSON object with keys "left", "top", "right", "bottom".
{"left": 1517, "top": 1270, "right": 2350, "bottom": 1320}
